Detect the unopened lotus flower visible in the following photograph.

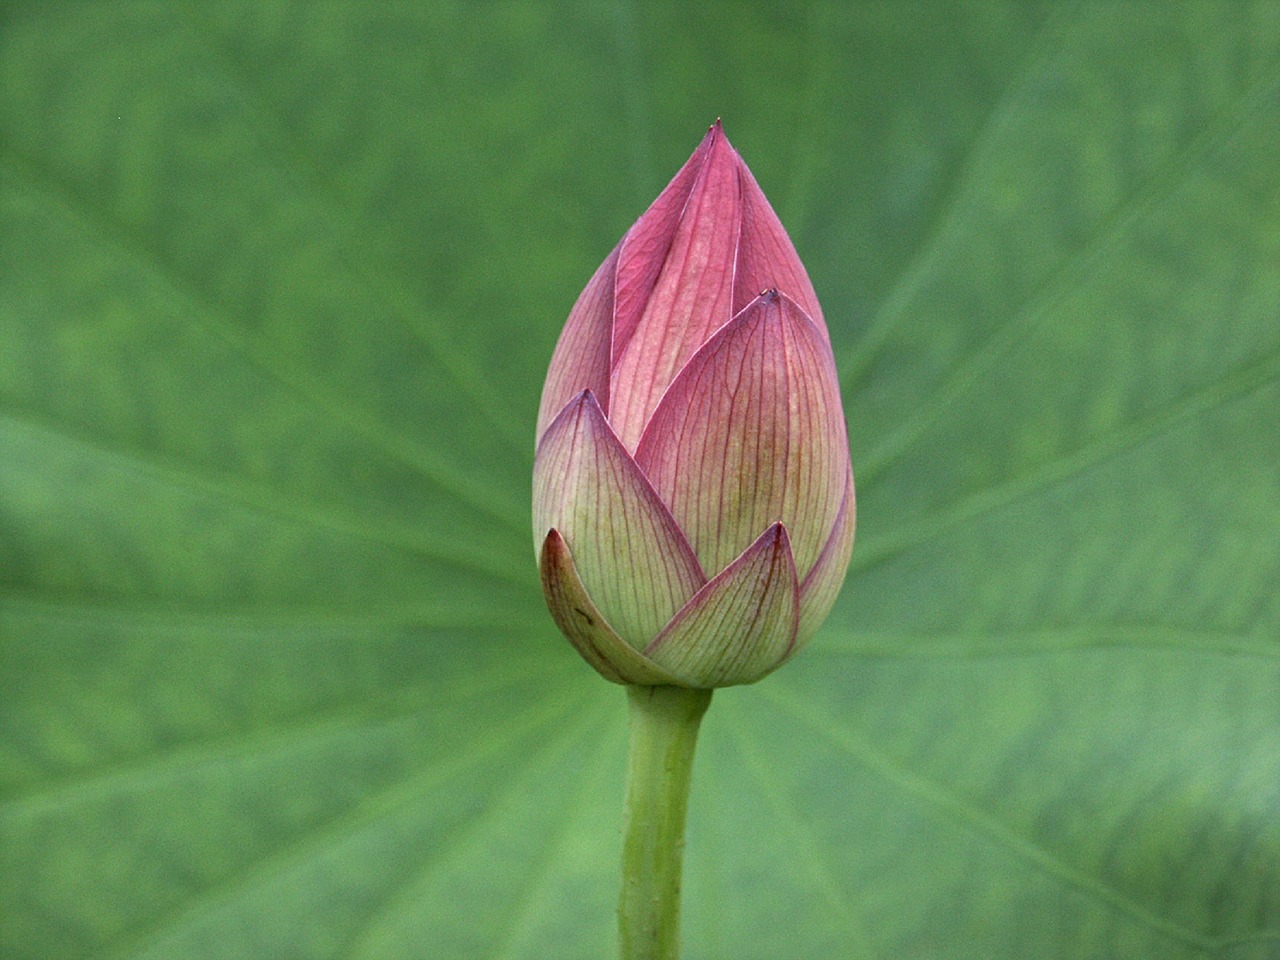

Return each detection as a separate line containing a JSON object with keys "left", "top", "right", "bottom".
{"left": 533, "top": 122, "right": 854, "bottom": 688}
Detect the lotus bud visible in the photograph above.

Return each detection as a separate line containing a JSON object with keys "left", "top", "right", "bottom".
{"left": 533, "top": 121, "right": 854, "bottom": 688}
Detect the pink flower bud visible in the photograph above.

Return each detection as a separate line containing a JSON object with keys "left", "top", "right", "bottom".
{"left": 533, "top": 122, "right": 854, "bottom": 687}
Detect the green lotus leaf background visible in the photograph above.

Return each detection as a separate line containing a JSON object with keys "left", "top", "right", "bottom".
{"left": 3, "top": 2, "right": 1278, "bottom": 958}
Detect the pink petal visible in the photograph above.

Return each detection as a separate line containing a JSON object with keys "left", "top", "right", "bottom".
{"left": 733, "top": 162, "right": 827, "bottom": 340}
{"left": 610, "top": 124, "right": 720, "bottom": 370}
{"left": 608, "top": 122, "right": 743, "bottom": 451}
{"left": 539, "top": 529, "right": 687, "bottom": 686}
{"left": 536, "top": 247, "right": 618, "bottom": 443}
{"left": 533, "top": 390, "right": 706, "bottom": 650}
{"left": 796, "top": 464, "right": 856, "bottom": 649}
{"left": 634, "top": 290, "right": 849, "bottom": 581}
{"left": 644, "top": 523, "right": 799, "bottom": 687}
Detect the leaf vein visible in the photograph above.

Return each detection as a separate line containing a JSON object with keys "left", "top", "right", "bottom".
{"left": 837, "top": 0, "right": 1086, "bottom": 387}
{"left": 0, "top": 407, "right": 527, "bottom": 587}
{"left": 0, "top": 149, "right": 528, "bottom": 535}
{"left": 760, "top": 683, "right": 1216, "bottom": 952}
{"left": 855, "top": 64, "right": 1280, "bottom": 485}
{"left": 849, "top": 346, "right": 1280, "bottom": 573}
{"left": 176, "top": 6, "right": 531, "bottom": 459}
{"left": 0, "top": 664, "right": 557, "bottom": 820}
{"left": 722, "top": 697, "right": 880, "bottom": 959}
{"left": 85, "top": 695, "right": 586, "bottom": 960}
{"left": 810, "top": 625, "right": 1280, "bottom": 661}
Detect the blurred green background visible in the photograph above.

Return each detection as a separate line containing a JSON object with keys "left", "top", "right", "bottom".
{"left": 3, "top": 2, "right": 1279, "bottom": 958}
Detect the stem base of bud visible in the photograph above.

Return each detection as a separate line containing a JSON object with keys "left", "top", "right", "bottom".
{"left": 618, "top": 684, "right": 713, "bottom": 960}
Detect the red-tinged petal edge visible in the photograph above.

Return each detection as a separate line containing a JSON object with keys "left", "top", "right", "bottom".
{"left": 608, "top": 123, "right": 743, "bottom": 451}
{"left": 536, "top": 247, "right": 618, "bottom": 442}
{"left": 539, "top": 530, "right": 688, "bottom": 686}
{"left": 533, "top": 390, "right": 706, "bottom": 650}
{"left": 644, "top": 523, "right": 799, "bottom": 688}
{"left": 634, "top": 290, "right": 849, "bottom": 581}
{"left": 732, "top": 161, "right": 826, "bottom": 338}
{"left": 794, "top": 464, "right": 856, "bottom": 652}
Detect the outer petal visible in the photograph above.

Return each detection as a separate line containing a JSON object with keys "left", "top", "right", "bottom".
{"left": 732, "top": 161, "right": 827, "bottom": 340}
{"left": 539, "top": 530, "right": 687, "bottom": 686}
{"left": 536, "top": 247, "right": 617, "bottom": 442}
{"left": 634, "top": 290, "right": 849, "bottom": 581}
{"left": 533, "top": 390, "right": 706, "bottom": 650}
{"left": 608, "top": 122, "right": 743, "bottom": 451}
{"left": 539, "top": 123, "right": 721, "bottom": 442}
{"left": 795, "top": 464, "right": 856, "bottom": 650}
{"left": 644, "top": 523, "right": 799, "bottom": 687}
{"left": 610, "top": 124, "right": 717, "bottom": 367}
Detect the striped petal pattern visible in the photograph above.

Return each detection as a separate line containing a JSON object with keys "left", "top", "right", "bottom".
{"left": 608, "top": 127, "right": 742, "bottom": 451}
{"left": 796, "top": 465, "right": 856, "bottom": 651}
{"left": 533, "top": 391, "right": 705, "bottom": 651}
{"left": 539, "top": 530, "right": 685, "bottom": 686}
{"left": 645, "top": 524, "right": 799, "bottom": 687}
{"left": 536, "top": 247, "right": 617, "bottom": 440}
{"left": 533, "top": 123, "right": 855, "bottom": 688}
{"left": 634, "top": 291, "right": 847, "bottom": 581}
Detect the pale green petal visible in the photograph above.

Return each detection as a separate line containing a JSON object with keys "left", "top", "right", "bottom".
{"left": 645, "top": 524, "right": 799, "bottom": 687}
{"left": 533, "top": 390, "right": 705, "bottom": 649}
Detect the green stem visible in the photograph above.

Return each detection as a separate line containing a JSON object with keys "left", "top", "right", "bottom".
{"left": 618, "top": 684, "right": 713, "bottom": 960}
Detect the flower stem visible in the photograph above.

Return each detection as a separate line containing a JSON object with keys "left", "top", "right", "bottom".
{"left": 618, "top": 684, "right": 713, "bottom": 960}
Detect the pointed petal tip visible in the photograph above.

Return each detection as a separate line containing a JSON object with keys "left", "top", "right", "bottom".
{"left": 694, "top": 116, "right": 740, "bottom": 172}
{"left": 535, "top": 246, "right": 617, "bottom": 443}
{"left": 643, "top": 522, "right": 799, "bottom": 687}
{"left": 736, "top": 286, "right": 822, "bottom": 330}
{"left": 532, "top": 391, "right": 707, "bottom": 650}
{"left": 706, "top": 119, "right": 741, "bottom": 157}
{"left": 535, "top": 387, "right": 599, "bottom": 457}
{"left": 633, "top": 291, "right": 846, "bottom": 578}
{"left": 558, "top": 385, "right": 602, "bottom": 422}
{"left": 539, "top": 529, "right": 688, "bottom": 687}
{"left": 729, "top": 155, "right": 827, "bottom": 332}
{"left": 539, "top": 529, "right": 628, "bottom": 685}
{"left": 695, "top": 118, "right": 727, "bottom": 156}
